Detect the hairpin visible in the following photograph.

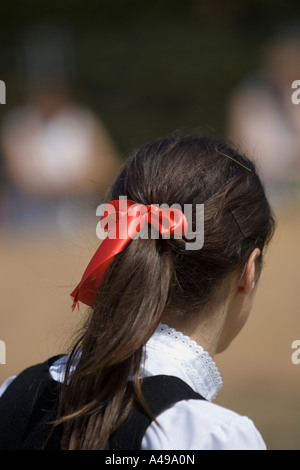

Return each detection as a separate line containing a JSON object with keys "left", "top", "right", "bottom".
{"left": 217, "top": 151, "right": 252, "bottom": 172}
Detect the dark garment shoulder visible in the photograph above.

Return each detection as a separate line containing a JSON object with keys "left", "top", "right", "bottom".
{"left": 0, "top": 356, "right": 205, "bottom": 450}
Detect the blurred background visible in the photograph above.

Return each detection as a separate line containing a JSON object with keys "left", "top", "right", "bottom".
{"left": 0, "top": 0, "right": 300, "bottom": 450}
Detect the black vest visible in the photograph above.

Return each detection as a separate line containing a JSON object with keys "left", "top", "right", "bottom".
{"left": 0, "top": 355, "right": 205, "bottom": 450}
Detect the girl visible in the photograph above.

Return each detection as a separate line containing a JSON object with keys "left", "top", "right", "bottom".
{"left": 0, "top": 133, "right": 275, "bottom": 450}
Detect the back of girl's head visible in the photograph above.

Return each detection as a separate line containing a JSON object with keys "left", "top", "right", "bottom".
{"left": 60, "top": 132, "right": 275, "bottom": 450}
{"left": 109, "top": 133, "right": 275, "bottom": 314}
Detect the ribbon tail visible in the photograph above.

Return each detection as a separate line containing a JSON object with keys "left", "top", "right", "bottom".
{"left": 70, "top": 289, "right": 80, "bottom": 311}
{"left": 69, "top": 235, "right": 130, "bottom": 310}
{"left": 69, "top": 200, "right": 146, "bottom": 311}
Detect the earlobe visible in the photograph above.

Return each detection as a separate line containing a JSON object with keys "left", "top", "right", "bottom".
{"left": 238, "top": 248, "right": 261, "bottom": 295}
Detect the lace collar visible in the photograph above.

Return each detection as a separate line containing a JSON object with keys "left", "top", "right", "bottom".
{"left": 142, "top": 323, "right": 223, "bottom": 401}
{"left": 50, "top": 323, "right": 223, "bottom": 401}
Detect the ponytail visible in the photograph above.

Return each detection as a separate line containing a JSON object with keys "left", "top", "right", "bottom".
{"left": 59, "top": 236, "right": 173, "bottom": 449}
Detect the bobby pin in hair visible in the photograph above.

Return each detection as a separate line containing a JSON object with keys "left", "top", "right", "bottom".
{"left": 228, "top": 208, "right": 246, "bottom": 240}
{"left": 217, "top": 151, "right": 252, "bottom": 173}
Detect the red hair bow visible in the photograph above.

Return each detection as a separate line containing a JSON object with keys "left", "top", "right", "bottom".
{"left": 70, "top": 199, "right": 188, "bottom": 310}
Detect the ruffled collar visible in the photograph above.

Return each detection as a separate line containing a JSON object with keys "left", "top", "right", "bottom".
{"left": 142, "top": 323, "right": 223, "bottom": 401}
{"left": 50, "top": 323, "right": 223, "bottom": 401}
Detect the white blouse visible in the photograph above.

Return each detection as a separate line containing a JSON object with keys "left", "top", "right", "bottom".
{"left": 0, "top": 323, "right": 266, "bottom": 450}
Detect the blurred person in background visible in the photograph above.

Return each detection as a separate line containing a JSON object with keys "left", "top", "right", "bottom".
{"left": 0, "top": 23, "right": 121, "bottom": 237}
{"left": 227, "top": 28, "right": 300, "bottom": 209}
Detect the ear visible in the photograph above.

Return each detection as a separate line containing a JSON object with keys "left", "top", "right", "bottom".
{"left": 238, "top": 248, "right": 261, "bottom": 295}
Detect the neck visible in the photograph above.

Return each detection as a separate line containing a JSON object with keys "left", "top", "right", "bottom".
{"left": 161, "top": 305, "right": 228, "bottom": 358}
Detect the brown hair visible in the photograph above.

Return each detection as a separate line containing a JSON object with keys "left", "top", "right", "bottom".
{"left": 57, "top": 133, "right": 275, "bottom": 449}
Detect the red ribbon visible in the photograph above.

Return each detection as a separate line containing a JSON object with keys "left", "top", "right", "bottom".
{"left": 70, "top": 199, "right": 188, "bottom": 310}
